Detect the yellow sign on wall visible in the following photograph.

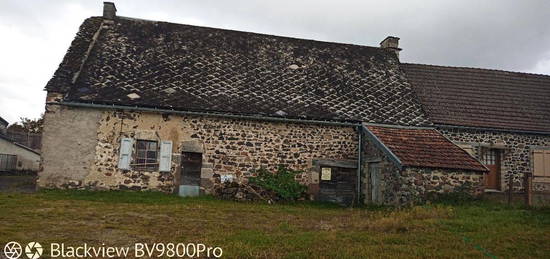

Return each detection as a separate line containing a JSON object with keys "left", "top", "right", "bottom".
{"left": 321, "top": 167, "right": 332, "bottom": 181}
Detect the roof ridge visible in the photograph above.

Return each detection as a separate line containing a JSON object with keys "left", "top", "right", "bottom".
{"left": 403, "top": 62, "right": 550, "bottom": 78}
{"left": 115, "top": 15, "right": 386, "bottom": 53}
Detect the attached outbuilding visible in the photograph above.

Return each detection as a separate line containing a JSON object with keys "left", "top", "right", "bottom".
{"left": 361, "top": 125, "right": 488, "bottom": 205}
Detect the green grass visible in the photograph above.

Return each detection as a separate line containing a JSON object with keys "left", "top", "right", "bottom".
{"left": 0, "top": 190, "right": 549, "bottom": 258}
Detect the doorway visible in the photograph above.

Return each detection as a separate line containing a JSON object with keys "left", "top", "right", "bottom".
{"left": 178, "top": 152, "right": 202, "bottom": 197}
{"left": 368, "top": 162, "right": 382, "bottom": 204}
{"left": 318, "top": 166, "right": 356, "bottom": 206}
{"left": 482, "top": 149, "right": 501, "bottom": 190}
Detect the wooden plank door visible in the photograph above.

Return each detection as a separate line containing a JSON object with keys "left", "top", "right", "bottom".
{"left": 318, "top": 166, "right": 356, "bottom": 206}
{"left": 482, "top": 149, "right": 501, "bottom": 190}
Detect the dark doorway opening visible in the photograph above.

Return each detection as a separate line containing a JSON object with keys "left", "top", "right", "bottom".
{"left": 179, "top": 152, "right": 202, "bottom": 196}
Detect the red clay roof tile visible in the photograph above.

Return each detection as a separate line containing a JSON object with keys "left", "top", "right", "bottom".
{"left": 367, "top": 125, "right": 487, "bottom": 172}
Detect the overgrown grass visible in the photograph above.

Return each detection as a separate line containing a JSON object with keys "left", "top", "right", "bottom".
{"left": 0, "top": 190, "right": 548, "bottom": 258}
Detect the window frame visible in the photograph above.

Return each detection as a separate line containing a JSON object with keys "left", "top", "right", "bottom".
{"left": 132, "top": 139, "right": 160, "bottom": 171}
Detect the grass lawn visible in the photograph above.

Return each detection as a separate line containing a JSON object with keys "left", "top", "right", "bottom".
{"left": 0, "top": 190, "right": 549, "bottom": 258}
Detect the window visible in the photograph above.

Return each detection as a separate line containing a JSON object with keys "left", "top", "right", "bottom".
{"left": 482, "top": 149, "right": 498, "bottom": 165}
{"left": 533, "top": 149, "right": 550, "bottom": 180}
{"left": 134, "top": 140, "right": 159, "bottom": 170}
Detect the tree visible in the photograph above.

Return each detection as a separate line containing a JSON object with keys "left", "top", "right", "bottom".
{"left": 7, "top": 114, "right": 44, "bottom": 134}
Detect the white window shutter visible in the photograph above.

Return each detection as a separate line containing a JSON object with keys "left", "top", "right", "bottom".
{"left": 118, "top": 138, "right": 133, "bottom": 170}
{"left": 159, "top": 140, "right": 173, "bottom": 172}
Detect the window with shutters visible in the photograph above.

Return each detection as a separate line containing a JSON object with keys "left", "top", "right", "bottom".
{"left": 533, "top": 149, "right": 550, "bottom": 181}
{"left": 133, "top": 140, "right": 159, "bottom": 171}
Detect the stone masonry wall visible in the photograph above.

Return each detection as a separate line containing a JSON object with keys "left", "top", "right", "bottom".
{"left": 399, "top": 167, "right": 484, "bottom": 204}
{"left": 40, "top": 105, "right": 359, "bottom": 194}
{"left": 438, "top": 127, "right": 550, "bottom": 192}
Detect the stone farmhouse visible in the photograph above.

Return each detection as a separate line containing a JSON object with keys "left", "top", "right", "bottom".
{"left": 39, "top": 3, "right": 549, "bottom": 205}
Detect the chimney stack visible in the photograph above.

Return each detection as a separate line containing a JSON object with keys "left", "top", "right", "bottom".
{"left": 103, "top": 2, "right": 117, "bottom": 20}
{"left": 380, "top": 36, "right": 402, "bottom": 58}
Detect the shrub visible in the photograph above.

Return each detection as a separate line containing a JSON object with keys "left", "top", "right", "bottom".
{"left": 249, "top": 166, "right": 307, "bottom": 201}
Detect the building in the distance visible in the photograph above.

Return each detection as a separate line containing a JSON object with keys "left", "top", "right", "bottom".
{"left": 0, "top": 116, "right": 41, "bottom": 172}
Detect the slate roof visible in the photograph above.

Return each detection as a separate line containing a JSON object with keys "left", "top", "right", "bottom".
{"left": 403, "top": 63, "right": 550, "bottom": 133}
{"left": 45, "top": 16, "right": 430, "bottom": 126}
{"left": 366, "top": 125, "right": 487, "bottom": 172}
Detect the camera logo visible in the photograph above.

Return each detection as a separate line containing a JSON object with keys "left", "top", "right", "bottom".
{"left": 3, "top": 242, "right": 22, "bottom": 259}
{"left": 24, "top": 242, "right": 42, "bottom": 259}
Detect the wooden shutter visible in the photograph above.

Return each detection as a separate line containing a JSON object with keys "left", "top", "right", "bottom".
{"left": 159, "top": 140, "right": 173, "bottom": 172}
{"left": 118, "top": 138, "right": 133, "bottom": 170}
{"left": 533, "top": 149, "right": 550, "bottom": 177}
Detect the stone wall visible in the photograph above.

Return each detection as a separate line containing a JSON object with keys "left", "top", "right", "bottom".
{"left": 438, "top": 127, "right": 550, "bottom": 192}
{"left": 399, "top": 167, "right": 484, "bottom": 204}
{"left": 40, "top": 105, "right": 359, "bottom": 194}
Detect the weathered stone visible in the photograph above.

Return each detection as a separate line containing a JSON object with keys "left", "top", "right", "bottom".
{"left": 200, "top": 168, "right": 214, "bottom": 178}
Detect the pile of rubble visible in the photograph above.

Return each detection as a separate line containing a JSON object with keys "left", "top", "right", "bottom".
{"left": 213, "top": 181, "right": 279, "bottom": 203}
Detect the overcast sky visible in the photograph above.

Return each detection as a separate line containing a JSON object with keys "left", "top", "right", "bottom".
{"left": 0, "top": 0, "right": 549, "bottom": 124}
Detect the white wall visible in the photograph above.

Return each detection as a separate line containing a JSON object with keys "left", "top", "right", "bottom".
{"left": 0, "top": 137, "right": 40, "bottom": 171}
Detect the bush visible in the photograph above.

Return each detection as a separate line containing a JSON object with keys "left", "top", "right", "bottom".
{"left": 248, "top": 166, "right": 307, "bottom": 201}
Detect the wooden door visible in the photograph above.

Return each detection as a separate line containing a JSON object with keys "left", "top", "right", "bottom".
{"left": 369, "top": 162, "right": 382, "bottom": 204}
{"left": 482, "top": 149, "right": 501, "bottom": 190}
{"left": 318, "top": 166, "right": 356, "bottom": 206}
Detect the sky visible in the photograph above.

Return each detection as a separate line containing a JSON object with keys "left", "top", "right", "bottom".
{"left": 0, "top": 0, "right": 549, "bottom": 124}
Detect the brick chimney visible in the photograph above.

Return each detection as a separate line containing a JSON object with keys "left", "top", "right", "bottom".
{"left": 380, "top": 36, "right": 402, "bottom": 58}
{"left": 103, "top": 2, "right": 117, "bottom": 20}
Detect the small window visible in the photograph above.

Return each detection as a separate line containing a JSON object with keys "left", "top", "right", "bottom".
{"left": 133, "top": 140, "right": 159, "bottom": 170}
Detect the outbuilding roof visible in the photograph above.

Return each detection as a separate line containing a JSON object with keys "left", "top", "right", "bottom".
{"left": 366, "top": 125, "right": 488, "bottom": 172}
{"left": 403, "top": 63, "right": 550, "bottom": 133}
{"left": 45, "top": 16, "right": 429, "bottom": 126}
{"left": 0, "top": 116, "right": 7, "bottom": 126}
